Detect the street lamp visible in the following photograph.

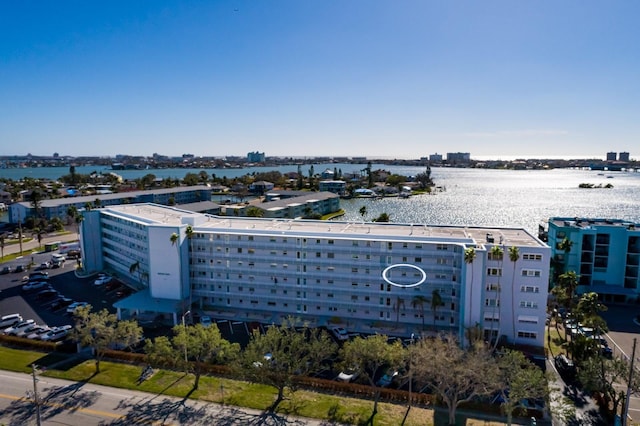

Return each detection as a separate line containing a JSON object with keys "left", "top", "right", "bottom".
{"left": 181, "top": 310, "right": 191, "bottom": 362}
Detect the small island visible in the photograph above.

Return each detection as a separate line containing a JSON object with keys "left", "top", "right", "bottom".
{"left": 578, "top": 183, "right": 614, "bottom": 189}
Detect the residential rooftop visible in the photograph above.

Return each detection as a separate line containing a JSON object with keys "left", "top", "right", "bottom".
{"left": 104, "top": 203, "right": 546, "bottom": 247}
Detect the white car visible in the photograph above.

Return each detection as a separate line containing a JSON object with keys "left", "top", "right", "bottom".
{"left": 27, "top": 326, "right": 52, "bottom": 340}
{"left": 66, "top": 302, "right": 89, "bottom": 314}
{"left": 17, "top": 324, "right": 48, "bottom": 338}
{"left": 4, "top": 319, "right": 35, "bottom": 335}
{"left": 94, "top": 275, "right": 113, "bottom": 286}
{"left": 40, "top": 325, "right": 72, "bottom": 341}
{"left": 22, "top": 281, "right": 50, "bottom": 292}
{"left": 329, "top": 326, "right": 349, "bottom": 341}
{"left": 200, "top": 316, "right": 212, "bottom": 327}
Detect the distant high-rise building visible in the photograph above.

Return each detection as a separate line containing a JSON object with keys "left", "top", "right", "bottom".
{"left": 606, "top": 152, "right": 617, "bottom": 161}
{"left": 247, "top": 151, "right": 265, "bottom": 163}
{"left": 429, "top": 153, "right": 443, "bottom": 162}
{"left": 446, "top": 152, "right": 471, "bottom": 163}
{"left": 619, "top": 152, "right": 630, "bottom": 162}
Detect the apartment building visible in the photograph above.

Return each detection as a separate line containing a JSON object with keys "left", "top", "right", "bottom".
{"left": 547, "top": 217, "right": 640, "bottom": 303}
{"left": 81, "top": 204, "right": 550, "bottom": 347}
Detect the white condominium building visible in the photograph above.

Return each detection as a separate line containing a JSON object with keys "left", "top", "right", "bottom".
{"left": 80, "top": 204, "right": 550, "bottom": 347}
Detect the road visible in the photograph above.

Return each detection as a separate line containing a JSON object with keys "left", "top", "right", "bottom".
{"left": 2, "top": 229, "right": 79, "bottom": 259}
{"left": 0, "top": 369, "right": 331, "bottom": 426}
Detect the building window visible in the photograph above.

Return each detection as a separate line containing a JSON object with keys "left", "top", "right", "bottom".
{"left": 485, "top": 298, "right": 499, "bottom": 307}
{"left": 520, "top": 301, "right": 538, "bottom": 309}
{"left": 517, "top": 331, "right": 537, "bottom": 339}
{"left": 520, "top": 285, "right": 540, "bottom": 293}
{"left": 487, "top": 268, "right": 502, "bottom": 276}
{"left": 523, "top": 253, "right": 542, "bottom": 261}
{"left": 488, "top": 251, "right": 503, "bottom": 261}
{"left": 486, "top": 283, "right": 500, "bottom": 292}
{"left": 522, "top": 269, "right": 541, "bottom": 277}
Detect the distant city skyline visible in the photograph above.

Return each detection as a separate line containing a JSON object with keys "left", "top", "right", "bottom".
{"left": 1, "top": 1, "right": 638, "bottom": 158}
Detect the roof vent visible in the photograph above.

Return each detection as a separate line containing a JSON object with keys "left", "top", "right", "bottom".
{"left": 486, "top": 233, "right": 495, "bottom": 243}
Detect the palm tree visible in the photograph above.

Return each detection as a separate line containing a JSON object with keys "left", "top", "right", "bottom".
{"left": 185, "top": 225, "right": 194, "bottom": 311}
{"left": 489, "top": 245, "right": 504, "bottom": 348}
{"left": 508, "top": 246, "right": 520, "bottom": 341}
{"left": 66, "top": 205, "right": 78, "bottom": 226}
{"left": 394, "top": 297, "right": 405, "bottom": 327}
{"left": 32, "top": 227, "right": 46, "bottom": 249}
{"left": 558, "top": 237, "right": 573, "bottom": 273}
{"left": 431, "top": 289, "right": 444, "bottom": 331}
{"left": 412, "top": 295, "right": 428, "bottom": 331}
{"left": 129, "top": 261, "right": 142, "bottom": 287}
{"left": 464, "top": 247, "right": 476, "bottom": 322}
{"left": 0, "top": 233, "right": 5, "bottom": 260}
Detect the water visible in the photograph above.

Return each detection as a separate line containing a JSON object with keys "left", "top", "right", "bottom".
{"left": 1, "top": 165, "right": 639, "bottom": 234}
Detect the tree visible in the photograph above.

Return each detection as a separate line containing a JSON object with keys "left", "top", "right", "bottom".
{"left": 373, "top": 212, "right": 390, "bottom": 222}
{"left": 412, "top": 295, "right": 428, "bottom": 331}
{"left": 415, "top": 169, "right": 432, "bottom": 189}
{"left": 508, "top": 246, "right": 520, "bottom": 340}
{"left": 464, "top": 247, "right": 477, "bottom": 324}
{"left": 0, "top": 233, "right": 5, "bottom": 259}
{"left": 496, "top": 350, "right": 547, "bottom": 425}
{"left": 489, "top": 245, "right": 504, "bottom": 347}
{"left": 93, "top": 198, "right": 102, "bottom": 208}
{"left": 66, "top": 205, "right": 78, "bottom": 226}
{"left": 240, "top": 317, "right": 336, "bottom": 412}
{"left": 339, "top": 334, "right": 405, "bottom": 423}
{"left": 183, "top": 172, "right": 199, "bottom": 186}
{"left": 73, "top": 305, "right": 143, "bottom": 374}
{"left": 246, "top": 206, "right": 264, "bottom": 217}
{"left": 32, "top": 227, "right": 46, "bottom": 249}
{"left": 410, "top": 336, "right": 499, "bottom": 425}
{"left": 579, "top": 356, "right": 629, "bottom": 420}
{"left": 431, "top": 289, "right": 444, "bottom": 330}
{"left": 185, "top": 225, "right": 194, "bottom": 311}
{"left": 30, "top": 188, "right": 43, "bottom": 218}
{"left": 129, "top": 261, "right": 142, "bottom": 286}
{"left": 558, "top": 237, "right": 573, "bottom": 272}
{"left": 552, "top": 271, "right": 579, "bottom": 340}
{"left": 146, "top": 323, "right": 238, "bottom": 390}
{"left": 359, "top": 206, "right": 367, "bottom": 220}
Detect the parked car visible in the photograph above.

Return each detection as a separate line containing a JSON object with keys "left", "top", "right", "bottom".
{"left": 200, "top": 315, "right": 212, "bottom": 327}
{"left": 0, "top": 266, "right": 11, "bottom": 274}
{"left": 376, "top": 369, "right": 399, "bottom": 387}
{"left": 329, "top": 326, "right": 349, "bottom": 341}
{"left": 22, "top": 281, "right": 50, "bottom": 292}
{"left": 50, "top": 297, "right": 74, "bottom": 311}
{"left": 337, "top": 367, "right": 359, "bottom": 382}
{"left": 4, "top": 319, "right": 36, "bottom": 335}
{"left": 66, "top": 302, "right": 89, "bottom": 314}
{"left": 36, "top": 289, "right": 59, "bottom": 301}
{"left": 0, "top": 313, "right": 23, "bottom": 328}
{"left": 554, "top": 354, "right": 577, "bottom": 380}
{"left": 16, "top": 323, "right": 46, "bottom": 338}
{"left": 94, "top": 275, "right": 113, "bottom": 286}
{"left": 29, "top": 272, "right": 49, "bottom": 280}
{"left": 40, "top": 325, "right": 72, "bottom": 341}
{"left": 13, "top": 265, "right": 25, "bottom": 273}
{"left": 27, "top": 326, "right": 52, "bottom": 339}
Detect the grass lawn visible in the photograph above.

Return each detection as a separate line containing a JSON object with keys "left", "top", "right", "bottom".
{"left": 0, "top": 346, "right": 506, "bottom": 425}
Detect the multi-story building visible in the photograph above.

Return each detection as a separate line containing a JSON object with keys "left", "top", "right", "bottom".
{"left": 318, "top": 180, "right": 346, "bottom": 196}
{"left": 606, "top": 152, "right": 618, "bottom": 161}
{"left": 547, "top": 217, "right": 640, "bottom": 303}
{"left": 247, "top": 151, "right": 266, "bottom": 163}
{"left": 81, "top": 204, "right": 550, "bottom": 347}
{"left": 446, "top": 152, "right": 471, "bottom": 163}
{"left": 8, "top": 185, "right": 212, "bottom": 224}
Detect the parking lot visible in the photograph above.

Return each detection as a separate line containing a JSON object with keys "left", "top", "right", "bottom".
{"left": 0, "top": 250, "right": 121, "bottom": 336}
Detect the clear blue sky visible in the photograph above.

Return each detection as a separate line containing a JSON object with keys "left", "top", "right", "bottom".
{"left": 1, "top": 1, "right": 638, "bottom": 159}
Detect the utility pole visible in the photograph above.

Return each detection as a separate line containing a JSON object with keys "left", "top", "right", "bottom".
{"left": 31, "top": 364, "right": 41, "bottom": 426}
{"left": 623, "top": 338, "right": 637, "bottom": 426}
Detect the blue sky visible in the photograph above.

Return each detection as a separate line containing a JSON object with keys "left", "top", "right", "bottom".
{"left": 1, "top": 1, "right": 638, "bottom": 159}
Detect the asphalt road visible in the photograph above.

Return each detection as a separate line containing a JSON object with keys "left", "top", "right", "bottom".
{"left": 0, "top": 369, "right": 330, "bottom": 426}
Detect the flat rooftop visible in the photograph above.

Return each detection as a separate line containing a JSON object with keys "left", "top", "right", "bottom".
{"left": 549, "top": 217, "right": 639, "bottom": 229}
{"left": 104, "top": 203, "right": 546, "bottom": 247}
